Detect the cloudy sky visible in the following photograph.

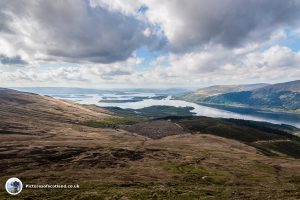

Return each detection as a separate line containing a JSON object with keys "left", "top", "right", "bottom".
{"left": 1, "top": 0, "right": 300, "bottom": 88}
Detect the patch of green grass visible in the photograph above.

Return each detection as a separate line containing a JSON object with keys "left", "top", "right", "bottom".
{"left": 249, "top": 143, "right": 278, "bottom": 157}
{"left": 80, "top": 116, "right": 145, "bottom": 128}
{"left": 287, "top": 176, "right": 300, "bottom": 184}
{"left": 107, "top": 105, "right": 195, "bottom": 119}
{"left": 165, "top": 162, "right": 208, "bottom": 175}
{"left": 164, "top": 162, "right": 230, "bottom": 186}
{"left": 251, "top": 161, "right": 275, "bottom": 173}
{"left": 256, "top": 141, "right": 300, "bottom": 158}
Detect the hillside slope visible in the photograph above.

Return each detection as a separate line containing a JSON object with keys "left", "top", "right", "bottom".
{"left": 179, "top": 83, "right": 267, "bottom": 102}
{"left": 0, "top": 88, "right": 112, "bottom": 134}
{"left": 0, "top": 89, "right": 300, "bottom": 199}
{"left": 180, "top": 80, "right": 300, "bottom": 113}
{"left": 254, "top": 79, "right": 300, "bottom": 94}
{"left": 203, "top": 80, "right": 300, "bottom": 113}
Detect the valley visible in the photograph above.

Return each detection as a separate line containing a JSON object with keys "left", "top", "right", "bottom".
{"left": 0, "top": 89, "right": 300, "bottom": 199}
{"left": 16, "top": 86, "right": 300, "bottom": 128}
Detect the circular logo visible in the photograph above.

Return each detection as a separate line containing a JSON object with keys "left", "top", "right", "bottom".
{"left": 5, "top": 177, "right": 23, "bottom": 195}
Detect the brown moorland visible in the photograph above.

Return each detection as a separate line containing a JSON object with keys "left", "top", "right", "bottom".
{"left": 0, "top": 89, "right": 300, "bottom": 200}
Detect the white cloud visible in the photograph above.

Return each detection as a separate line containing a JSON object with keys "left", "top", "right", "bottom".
{"left": 134, "top": 45, "right": 300, "bottom": 86}
{"left": 1, "top": 0, "right": 300, "bottom": 88}
{"left": 97, "top": 0, "right": 300, "bottom": 52}
{"left": 0, "top": 56, "right": 140, "bottom": 86}
{"left": 0, "top": 0, "right": 162, "bottom": 65}
{"left": 2, "top": 46, "right": 300, "bottom": 88}
{"left": 90, "top": 0, "right": 143, "bottom": 16}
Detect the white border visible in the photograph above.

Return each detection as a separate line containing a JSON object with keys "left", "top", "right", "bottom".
{"left": 5, "top": 177, "right": 23, "bottom": 195}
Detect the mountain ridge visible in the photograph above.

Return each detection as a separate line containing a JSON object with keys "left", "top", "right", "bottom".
{"left": 179, "top": 80, "right": 300, "bottom": 114}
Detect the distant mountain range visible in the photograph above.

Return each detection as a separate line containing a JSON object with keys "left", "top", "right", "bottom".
{"left": 179, "top": 80, "right": 300, "bottom": 114}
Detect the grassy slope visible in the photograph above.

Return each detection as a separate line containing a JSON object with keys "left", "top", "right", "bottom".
{"left": 1, "top": 90, "right": 300, "bottom": 199}
{"left": 202, "top": 90, "right": 300, "bottom": 113}
{"left": 167, "top": 116, "right": 300, "bottom": 158}
{"left": 1, "top": 131, "right": 300, "bottom": 200}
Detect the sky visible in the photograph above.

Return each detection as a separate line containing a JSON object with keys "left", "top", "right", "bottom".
{"left": 1, "top": 0, "right": 300, "bottom": 88}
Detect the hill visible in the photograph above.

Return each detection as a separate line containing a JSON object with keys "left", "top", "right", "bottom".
{"left": 179, "top": 83, "right": 267, "bottom": 102}
{"left": 0, "top": 88, "right": 112, "bottom": 134}
{"left": 179, "top": 80, "right": 300, "bottom": 113}
{"left": 254, "top": 79, "right": 300, "bottom": 94}
{"left": 0, "top": 89, "right": 300, "bottom": 199}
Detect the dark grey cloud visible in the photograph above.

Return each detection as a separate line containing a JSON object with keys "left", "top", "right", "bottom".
{"left": 150, "top": 0, "right": 300, "bottom": 51}
{"left": 0, "top": 11, "right": 13, "bottom": 33}
{"left": 0, "top": 55, "right": 26, "bottom": 65}
{"left": 0, "top": 0, "right": 163, "bottom": 64}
